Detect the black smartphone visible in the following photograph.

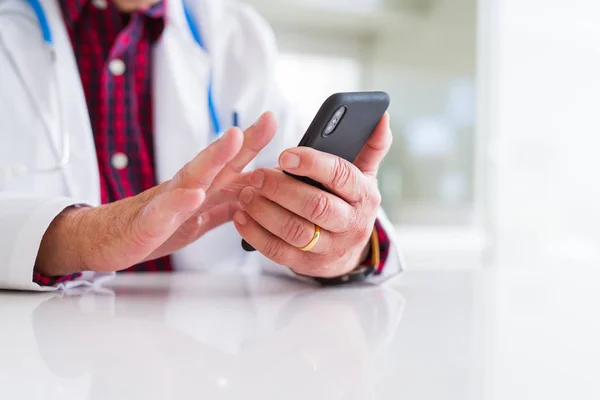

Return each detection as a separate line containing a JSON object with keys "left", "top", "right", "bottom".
{"left": 242, "top": 91, "right": 390, "bottom": 252}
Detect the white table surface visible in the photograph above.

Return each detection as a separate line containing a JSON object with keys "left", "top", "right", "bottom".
{"left": 1, "top": 264, "right": 598, "bottom": 400}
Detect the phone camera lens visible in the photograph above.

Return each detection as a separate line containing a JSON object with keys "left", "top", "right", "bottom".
{"left": 322, "top": 106, "right": 347, "bottom": 137}
{"left": 323, "top": 123, "right": 335, "bottom": 135}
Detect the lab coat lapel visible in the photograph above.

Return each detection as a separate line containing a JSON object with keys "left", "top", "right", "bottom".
{"left": 41, "top": 0, "right": 100, "bottom": 204}
{"left": 152, "top": 0, "right": 213, "bottom": 184}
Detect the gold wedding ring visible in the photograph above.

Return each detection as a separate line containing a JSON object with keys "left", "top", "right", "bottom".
{"left": 298, "top": 224, "right": 321, "bottom": 252}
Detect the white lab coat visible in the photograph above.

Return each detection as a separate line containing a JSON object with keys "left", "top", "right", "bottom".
{"left": 0, "top": 0, "right": 404, "bottom": 291}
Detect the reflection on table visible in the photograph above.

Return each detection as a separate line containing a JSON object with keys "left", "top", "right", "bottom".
{"left": 12, "top": 272, "right": 405, "bottom": 400}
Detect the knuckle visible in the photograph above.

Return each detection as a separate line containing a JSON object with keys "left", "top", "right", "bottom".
{"left": 263, "top": 238, "right": 286, "bottom": 261}
{"left": 355, "top": 221, "right": 373, "bottom": 242}
{"left": 176, "top": 161, "right": 211, "bottom": 189}
{"left": 282, "top": 216, "right": 309, "bottom": 245}
{"left": 172, "top": 162, "right": 191, "bottom": 187}
{"left": 352, "top": 179, "right": 380, "bottom": 209}
{"left": 369, "top": 188, "right": 382, "bottom": 208}
{"left": 359, "top": 224, "right": 372, "bottom": 242}
{"left": 303, "top": 150, "right": 319, "bottom": 169}
{"left": 347, "top": 213, "right": 369, "bottom": 238}
{"left": 354, "top": 185, "right": 368, "bottom": 205}
{"left": 173, "top": 220, "right": 198, "bottom": 243}
{"left": 329, "top": 158, "right": 353, "bottom": 191}
{"left": 306, "top": 192, "right": 332, "bottom": 224}
{"left": 326, "top": 242, "right": 347, "bottom": 263}
{"left": 264, "top": 172, "right": 280, "bottom": 197}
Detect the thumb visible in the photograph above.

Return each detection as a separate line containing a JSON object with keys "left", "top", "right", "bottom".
{"left": 89, "top": 188, "right": 206, "bottom": 272}
{"left": 353, "top": 113, "right": 393, "bottom": 178}
{"left": 133, "top": 188, "right": 206, "bottom": 249}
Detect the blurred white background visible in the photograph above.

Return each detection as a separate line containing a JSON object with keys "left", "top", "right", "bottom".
{"left": 243, "top": 0, "right": 600, "bottom": 271}
{"left": 248, "top": 3, "right": 600, "bottom": 396}
{"left": 481, "top": 0, "right": 600, "bottom": 270}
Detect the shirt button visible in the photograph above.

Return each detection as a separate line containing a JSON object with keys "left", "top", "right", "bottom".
{"left": 108, "top": 59, "right": 126, "bottom": 76}
{"left": 111, "top": 153, "right": 129, "bottom": 170}
{"left": 92, "top": 0, "right": 107, "bottom": 9}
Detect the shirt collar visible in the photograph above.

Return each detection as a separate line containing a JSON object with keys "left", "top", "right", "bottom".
{"left": 59, "top": 0, "right": 166, "bottom": 28}
{"left": 143, "top": 1, "right": 167, "bottom": 42}
{"left": 143, "top": 0, "right": 166, "bottom": 19}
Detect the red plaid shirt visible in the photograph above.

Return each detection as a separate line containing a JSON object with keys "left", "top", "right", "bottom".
{"left": 34, "top": 0, "right": 171, "bottom": 286}
{"left": 33, "top": 0, "right": 390, "bottom": 286}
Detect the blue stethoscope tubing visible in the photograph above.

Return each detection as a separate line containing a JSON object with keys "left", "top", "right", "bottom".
{"left": 25, "top": 0, "right": 53, "bottom": 45}
{"left": 182, "top": 1, "right": 222, "bottom": 136}
{"left": 181, "top": 1, "right": 222, "bottom": 135}
{"left": 24, "top": 0, "right": 225, "bottom": 136}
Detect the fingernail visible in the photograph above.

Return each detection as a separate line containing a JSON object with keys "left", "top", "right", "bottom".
{"left": 251, "top": 170, "right": 264, "bottom": 189}
{"left": 280, "top": 152, "right": 301, "bottom": 169}
{"left": 234, "top": 211, "right": 248, "bottom": 225}
{"left": 253, "top": 114, "right": 263, "bottom": 127}
{"left": 240, "top": 187, "right": 254, "bottom": 204}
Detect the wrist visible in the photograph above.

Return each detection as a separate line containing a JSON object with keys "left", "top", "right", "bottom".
{"left": 35, "top": 205, "right": 93, "bottom": 277}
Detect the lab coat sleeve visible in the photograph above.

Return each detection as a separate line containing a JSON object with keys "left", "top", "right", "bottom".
{"left": 0, "top": 193, "right": 113, "bottom": 291}
{"left": 231, "top": 3, "right": 406, "bottom": 283}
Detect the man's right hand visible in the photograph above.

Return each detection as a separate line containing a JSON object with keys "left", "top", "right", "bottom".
{"left": 34, "top": 112, "right": 278, "bottom": 277}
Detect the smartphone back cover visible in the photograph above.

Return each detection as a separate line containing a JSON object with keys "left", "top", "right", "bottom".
{"left": 300, "top": 91, "right": 390, "bottom": 163}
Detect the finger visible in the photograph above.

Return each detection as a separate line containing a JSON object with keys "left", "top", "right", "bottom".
{"left": 195, "top": 202, "right": 242, "bottom": 237}
{"left": 278, "top": 147, "right": 375, "bottom": 205}
{"left": 352, "top": 113, "right": 393, "bottom": 177}
{"left": 199, "top": 112, "right": 277, "bottom": 211}
{"left": 143, "top": 202, "right": 241, "bottom": 262}
{"left": 249, "top": 169, "right": 354, "bottom": 233}
{"left": 233, "top": 210, "right": 347, "bottom": 278}
{"left": 232, "top": 210, "right": 308, "bottom": 268}
{"left": 135, "top": 188, "right": 206, "bottom": 248}
{"left": 200, "top": 171, "right": 252, "bottom": 210}
{"left": 212, "top": 112, "right": 278, "bottom": 186}
{"left": 170, "top": 127, "right": 244, "bottom": 191}
{"left": 239, "top": 187, "right": 333, "bottom": 252}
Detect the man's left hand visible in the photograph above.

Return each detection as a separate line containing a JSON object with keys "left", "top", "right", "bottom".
{"left": 233, "top": 114, "right": 392, "bottom": 278}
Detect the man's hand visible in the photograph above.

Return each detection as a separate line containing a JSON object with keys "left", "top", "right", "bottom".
{"left": 233, "top": 114, "right": 392, "bottom": 278}
{"left": 35, "top": 113, "right": 278, "bottom": 277}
